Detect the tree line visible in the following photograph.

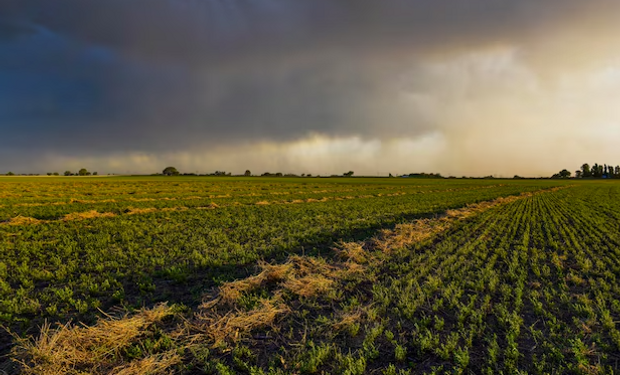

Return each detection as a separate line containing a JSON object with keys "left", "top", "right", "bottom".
{"left": 6, "top": 164, "right": 620, "bottom": 178}
{"left": 160, "top": 167, "right": 356, "bottom": 178}
{"left": 553, "top": 163, "right": 620, "bottom": 179}
{"left": 4, "top": 168, "right": 98, "bottom": 176}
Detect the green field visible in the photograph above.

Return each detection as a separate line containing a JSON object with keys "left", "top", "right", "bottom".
{"left": 2, "top": 177, "right": 620, "bottom": 374}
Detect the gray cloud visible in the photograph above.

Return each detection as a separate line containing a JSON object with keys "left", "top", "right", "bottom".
{"left": 15, "top": 0, "right": 619, "bottom": 66}
{"left": 1, "top": 0, "right": 620, "bottom": 173}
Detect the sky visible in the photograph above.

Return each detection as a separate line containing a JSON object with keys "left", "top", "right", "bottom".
{"left": 1, "top": 0, "right": 620, "bottom": 177}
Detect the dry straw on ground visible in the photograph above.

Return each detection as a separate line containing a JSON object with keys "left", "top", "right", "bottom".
{"left": 112, "top": 351, "right": 181, "bottom": 375}
{"left": 332, "top": 307, "right": 366, "bottom": 332}
{"left": 196, "top": 299, "right": 289, "bottom": 345}
{"left": 196, "top": 203, "right": 219, "bottom": 210}
{"left": 161, "top": 207, "right": 189, "bottom": 212}
{"left": 63, "top": 211, "right": 116, "bottom": 221}
{"left": 124, "top": 207, "right": 158, "bottom": 215}
{"left": 13, "top": 304, "right": 179, "bottom": 375}
{"left": 195, "top": 256, "right": 354, "bottom": 346}
{"left": 4, "top": 216, "right": 43, "bottom": 226}
{"left": 211, "top": 256, "right": 343, "bottom": 307}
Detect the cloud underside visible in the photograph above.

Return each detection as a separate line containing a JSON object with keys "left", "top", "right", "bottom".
{"left": 1, "top": 0, "right": 620, "bottom": 175}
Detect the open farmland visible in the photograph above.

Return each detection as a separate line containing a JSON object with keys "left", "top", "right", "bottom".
{"left": 2, "top": 177, "right": 620, "bottom": 373}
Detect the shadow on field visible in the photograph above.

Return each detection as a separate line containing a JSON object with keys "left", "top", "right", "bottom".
{"left": 0, "top": 209, "right": 444, "bottom": 367}
{"left": 126, "top": 209, "right": 445, "bottom": 310}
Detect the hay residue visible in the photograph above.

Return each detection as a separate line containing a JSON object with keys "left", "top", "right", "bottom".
{"left": 282, "top": 274, "right": 333, "bottom": 298}
{"left": 69, "top": 198, "right": 117, "bottom": 204}
{"left": 196, "top": 299, "right": 289, "bottom": 345}
{"left": 113, "top": 351, "right": 181, "bottom": 375}
{"left": 197, "top": 203, "right": 220, "bottom": 210}
{"left": 216, "top": 262, "right": 292, "bottom": 305}
{"left": 13, "top": 304, "right": 179, "bottom": 375}
{"left": 212, "top": 256, "right": 342, "bottom": 306}
{"left": 4, "top": 216, "right": 43, "bottom": 226}
{"left": 161, "top": 207, "right": 188, "bottom": 212}
{"left": 124, "top": 207, "right": 158, "bottom": 215}
{"left": 192, "top": 256, "right": 354, "bottom": 346}
{"left": 371, "top": 219, "right": 447, "bottom": 253}
{"left": 334, "top": 242, "right": 369, "bottom": 264}
{"left": 63, "top": 211, "right": 116, "bottom": 221}
{"left": 333, "top": 308, "right": 365, "bottom": 332}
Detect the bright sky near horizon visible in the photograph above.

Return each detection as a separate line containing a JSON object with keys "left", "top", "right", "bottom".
{"left": 1, "top": 0, "right": 620, "bottom": 176}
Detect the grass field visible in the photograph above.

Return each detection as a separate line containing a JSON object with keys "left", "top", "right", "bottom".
{"left": 2, "top": 177, "right": 620, "bottom": 374}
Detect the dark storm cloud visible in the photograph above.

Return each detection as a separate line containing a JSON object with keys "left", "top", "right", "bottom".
{"left": 1, "top": 0, "right": 620, "bottom": 168}
{"left": 15, "top": 0, "right": 619, "bottom": 66}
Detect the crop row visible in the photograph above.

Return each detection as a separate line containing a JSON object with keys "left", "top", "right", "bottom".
{"left": 311, "top": 183, "right": 620, "bottom": 373}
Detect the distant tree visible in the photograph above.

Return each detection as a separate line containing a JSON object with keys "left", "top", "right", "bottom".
{"left": 162, "top": 166, "right": 179, "bottom": 176}
{"left": 64, "top": 171, "right": 72, "bottom": 176}
{"left": 615, "top": 166, "right": 620, "bottom": 178}
{"left": 575, "top": 170, "right": 582, "bottom": 179}
{"left": 244, "top": 170, "right": 251, "bottom": 177}
{"left": 552, "top": 169, "right": 571, "bottom": 179}
{"left": 275, "top": 172, "right": 283, "bottom": 177}
{"left": 47, "top": 172, "right": 52, "bottom": 176}
{"left": 78, "top": 168, "right": 89, "bottom": 176}
{"left": 592, "top": 163, "right": 602, "bottom": 178}
{"left": 53, "top": 172, "right": 59, "bottom": 176}
{"left": 343, "top": 171, "right": 354, "bottom": 177}
{"left": 93, "top": 172, "right": 98, "bottom": 176}
{"left": 389, "top": 173, "right": 393, "bottom": 178}
{"left": 581, "top": 163, "right": 591, "bottom": 178}
{"left": 6, "top": 171, "right": 14, "bottom": 176}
